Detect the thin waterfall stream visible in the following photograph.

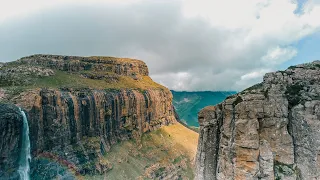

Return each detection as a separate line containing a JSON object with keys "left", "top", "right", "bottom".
{"left": 18, "top": 108, "right": 31, "bottom": 180}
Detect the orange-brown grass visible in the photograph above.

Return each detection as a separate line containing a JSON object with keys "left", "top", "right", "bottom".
{"left": 4, "top": 70, "right": 166, "bottom": 92}
{"left": 161, "top": 123, "right": 199, "bottom": 163}
{"left": 84, "top": 122, "right": 199, "bottom": 180}
{"left": 88, "top": 56, "right": 146, "bottom": 64}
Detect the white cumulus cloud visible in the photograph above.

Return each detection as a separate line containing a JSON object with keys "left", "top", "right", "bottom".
{"left": 0, "top": 0, "right": 319, "bottom": 91}
{"left": 261, "top": 46, "right": 298, "bottom": 66}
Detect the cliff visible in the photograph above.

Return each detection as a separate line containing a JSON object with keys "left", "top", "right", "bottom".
{"left": 0, "top": 55, "right": 176, "bottom": 178}
{"left": 88, "top": 123, "right": 198, "bottom": 180}
{"left": 196, "top": 61, "right": 320, "bottom": 180}
{"left": 0, "top": 104, "right": 23, "bottom": 179}
{"left": 17, "top": 54, "right": 149, "bottom": 77}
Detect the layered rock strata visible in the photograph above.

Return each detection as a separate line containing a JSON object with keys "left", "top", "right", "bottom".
{"left": 0, "top": 54, "right": 176, "bottom": 176}
{"left": 18, "top": 88, "right": 175, "bottom": 174}
{"left": 196, "top": 61, "right": 320, "bottom": 180}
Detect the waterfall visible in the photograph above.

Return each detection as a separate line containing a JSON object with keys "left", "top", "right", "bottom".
{"left": 18, "top": 108, "right": 31, "bottom": 180}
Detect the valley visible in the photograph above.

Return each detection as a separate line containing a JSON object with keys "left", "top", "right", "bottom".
{"left": 1, "top": 54, "right": 319, "bottom": 180}
{"left": 84, "top": 123, "right": 198, "bottom": 180}
{"left": 172, "top": 91, "right": 236, "bottom": 127}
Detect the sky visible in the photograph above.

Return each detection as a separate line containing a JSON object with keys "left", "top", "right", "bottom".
{"left": 0, "top": 0, "right": 319, "bottom": 91}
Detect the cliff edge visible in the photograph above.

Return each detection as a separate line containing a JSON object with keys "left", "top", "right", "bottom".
{"left": 196, "top": 61, "right": 320, "bottom": 180}
{"left": 0, "top": 55, "right": 177, "bottom": 178}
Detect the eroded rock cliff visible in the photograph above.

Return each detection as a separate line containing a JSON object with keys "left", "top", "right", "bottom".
{"left": 0, "top": 54, "right": 176, "bottom": 178}
{"left": 0, "top": 104, "right": 23, "bottom": 179}
{"left": 196, "top": 61, "right": 320, "bottom": 180}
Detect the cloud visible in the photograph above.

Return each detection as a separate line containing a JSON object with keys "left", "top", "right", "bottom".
{"left": 0, "top": 0, "right": 319, "bottom": 91}
{"left": 241, "top": 69, "right": 272, "bottom": 81}
{"left": 0, "top": 0, "right": 142, "bottom": 23}
{"left": 235, "top": 68, "right": 272, "bottom": 90}
{"left": 261, "top": 46, "right": 298, "bottom": 66}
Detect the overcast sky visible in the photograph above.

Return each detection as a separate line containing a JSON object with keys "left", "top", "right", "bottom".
{"left": 1, "top": 0, "right": 320, "bottom": 91}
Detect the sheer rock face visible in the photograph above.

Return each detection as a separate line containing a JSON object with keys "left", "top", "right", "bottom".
{"left": 0, "top": 54, "right": 176, "bottom": 175}
{"left": 196, "top": 61, "right": 320, "bottom": 180}
{"left": 18, "top": 88, "right": 175, "bottom": 152}
{"left": 12, "top": 89, "right": 176, "bottom": 174}
{"left": 14, "top": 88, "right": 176, "bottom": 174}
{"left": 0, "top": 104, "right": 23, "bottom": 179}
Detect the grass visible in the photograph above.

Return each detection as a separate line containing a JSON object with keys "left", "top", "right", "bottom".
{"left": 161, "top": 123, "right": 199, "bottom": 161}
{"left": 84, "top": 123, "right": 198, "bottom": 180}
{"left": 1, "top": 57, "right": 164, "bottom": 104}
{"left": 20, "top": 54, "right": 146, "bottom": 64}
{"left": 1, "top": 70, "right": 166, "bottom": 98}
{"left": 34, "top": 71, "right": 164, "bottom": 90}
{"left": 86, "top": 56, "right": 146, "bottom": 64}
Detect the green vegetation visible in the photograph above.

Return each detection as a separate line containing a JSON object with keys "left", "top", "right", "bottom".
{"left": 285, "top": 83, "right": 304, "bottom": 108}
{"left": 288, "top": 65, "right": 297, "bottom": 69}
{"left": 30, "top": 158, "right": 75, "bottom": 180}
{"left": 288, "top": 62, "right": 320, "bottom": 70}
{"left": 30, "top": 123, "right": 197, "bottom": 180}
{"left": 233, "top": 96, "right": 243, "bottom": 106}
{"left": 0, "top": 56, "right": 164, "bottom": 97}
{"left": 84, "top": 125, "right": 195, "bottom": 180}
{"left": 1, "top": 70, "right": 165, "bottom": 97}
{"left": 274, "top": 161, "right": 299, "bottom": 180}
{"left": 85, "top": 56, "right": 145, "bottom": 64}
{"left": 189, "top": 126, "right": 200, "bottom": 133}
{"left": 35, "top": 70, "right": 164, "bottom": 90}
{"left": 243, "top": 82, "right": 263, "bottom": 92}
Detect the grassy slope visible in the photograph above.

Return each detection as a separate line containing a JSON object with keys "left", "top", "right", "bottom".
{"left": 172, "top": 91, "right": 236, "bottom": 127}
{"left": 85, "top": 123, "right": 199, "bottom": 180}
{"left": 34, "top": 70, "right": 164, "bottom": 90}
{"left": 1, "top": 70, "right": 166, "bottom": 102}
{"left": 4, "top": 70, "right": 164, "bottom": 90}
{"left": 1, "top": 57, "right": 164, "bottom": 92}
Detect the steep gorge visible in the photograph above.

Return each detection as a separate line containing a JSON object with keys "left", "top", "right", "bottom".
{"left": 196, "top": 61, "right": 320, "bottom": 180}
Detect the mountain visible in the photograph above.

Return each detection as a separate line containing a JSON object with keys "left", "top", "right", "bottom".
{"left": 171, "top": 91, "right": 236, "bottom": 127}
{"left": 0, "top": 54, "right": 198, "bottom": 179}
{"left": 196, "top": 61, "right": 320, "bottom": 180}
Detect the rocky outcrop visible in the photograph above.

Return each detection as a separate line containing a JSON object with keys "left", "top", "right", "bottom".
{"left": 17, "top": 54, "right": 149, "bottom": 77}
{"left": 0, "top": 65, "right": 54, "bottom": 86}
{"left": 0, "top": 54, "right": 177, "bottom": 177}
{"left": 196, "top": 61, "right": 320, "bottom": 180}
{"left": 0, "top": 104, "right": 23, "bottom": 179}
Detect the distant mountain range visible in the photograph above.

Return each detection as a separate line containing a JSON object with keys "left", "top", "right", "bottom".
{"left": 171, "top": 91, "right": 236, "bottom": 127}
